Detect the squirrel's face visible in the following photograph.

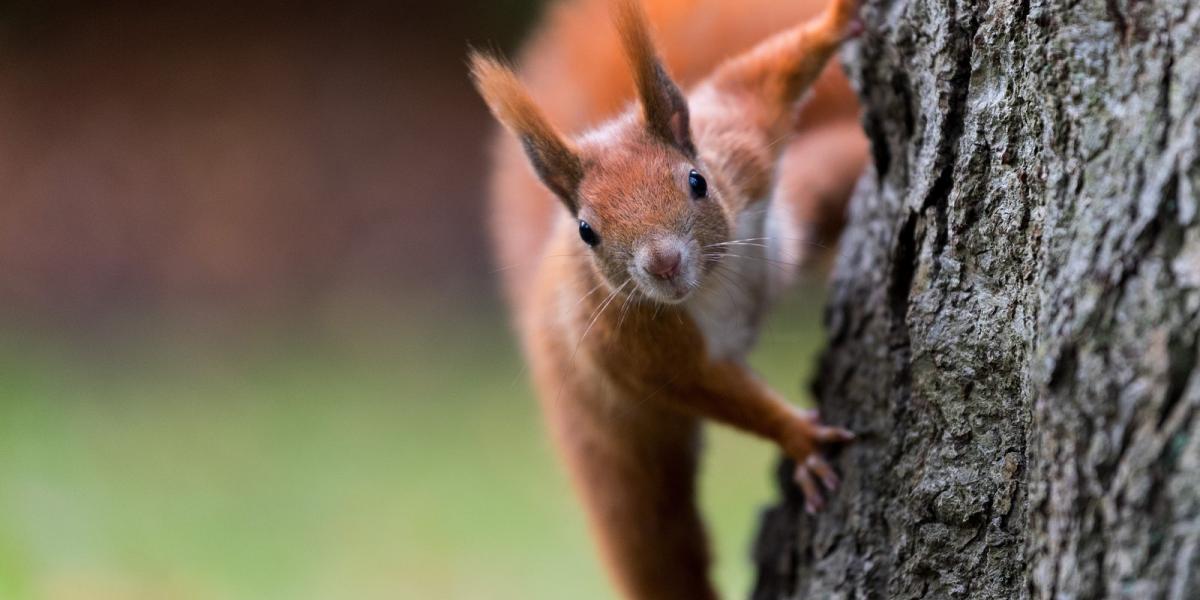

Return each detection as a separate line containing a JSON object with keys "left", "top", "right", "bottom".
{"left": 574, "top": 133, "right": 731, "bottom": 304}
{"left": 470, "top": 0, "right": 740, "bottom": 305}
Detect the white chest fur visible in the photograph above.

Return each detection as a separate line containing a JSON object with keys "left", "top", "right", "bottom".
{"left": 685, "top": 200, "right": 801, "bottom": 361}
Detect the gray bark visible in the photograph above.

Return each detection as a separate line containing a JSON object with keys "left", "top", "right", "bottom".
{"left": 751, "top": 0, "right": 1200, "bottom": 598}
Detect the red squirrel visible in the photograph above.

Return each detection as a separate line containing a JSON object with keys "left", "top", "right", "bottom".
{"left": 471, "top": 0, "right": 867, "bottom": 597}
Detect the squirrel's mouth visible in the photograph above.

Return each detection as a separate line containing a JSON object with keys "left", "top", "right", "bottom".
{"left": 632, "top": 267, "right": 699, "bottom": 304}
{"left": 629, "top": 234, "right": 702, "bottom": 304}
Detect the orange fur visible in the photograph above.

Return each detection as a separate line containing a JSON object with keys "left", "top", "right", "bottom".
{"left": 470, "top": 55, "right": 586, "bottom": 207}
{"left": 472, "top": 1, "right": 867, "bottom": 598}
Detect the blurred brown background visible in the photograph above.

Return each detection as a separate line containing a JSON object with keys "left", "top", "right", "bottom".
{"left": 0, "top": 0, "right": 540, "bottom": 328}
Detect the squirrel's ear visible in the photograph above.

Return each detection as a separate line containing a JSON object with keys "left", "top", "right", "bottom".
{"left": 613, "top": 0, "right": 694, "bottom": 157}
{"left": 470, "top": 52, "right": 585, "bottom": 212}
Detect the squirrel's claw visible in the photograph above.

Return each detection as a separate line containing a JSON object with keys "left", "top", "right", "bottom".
{"left": 813, "top": 423, "right": 856, "bottom": 443}
{"left": 789, "top": 413, "right": 855, "bottom": 514}
{"left": 795, "top": 454, "right": 840, "bottom": 514}
{"left": 806, "top": 454, "right": 841, "bottom": 490}
{"left": 794, "top": 464, "right": 825, "bottom": 514}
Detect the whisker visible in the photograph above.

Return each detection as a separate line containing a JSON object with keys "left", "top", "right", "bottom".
{"left": 705, "top": 236, "right": 826, "bottom": 250}
{"left": 764, "top": 130, "right": 794, "bottom": 151}
{"left": 573, "top": 278, "right": 631, "bottom": 361}
{"left": 569, "top": 280, "right": 608, "bottom": 314}
{"left": 705, "top": 267, "right": 743, "bottom": 305}
{"left": 717, "top": 252, "right": 806, "bottom": 271}
{"left": 705, "top": 241, "right": 771, "bottom": 250}
{"left": 616, "top": 284, "right": 641, "bottom": 331}
{"left": 713, "top": 235, "right": 825, "bottom": 244}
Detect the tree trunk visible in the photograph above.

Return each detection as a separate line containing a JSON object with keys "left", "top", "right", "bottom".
{"left": 751, "top": 1, "right": 1200, "bottom": 598}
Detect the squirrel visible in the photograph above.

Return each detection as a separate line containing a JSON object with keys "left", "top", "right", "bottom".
{"left": 470, "top": 0, "right": 868, "bottom": 597}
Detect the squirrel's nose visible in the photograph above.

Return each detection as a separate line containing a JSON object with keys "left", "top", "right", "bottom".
{"left": 645, "top": 249, "right": 682, "bottom": 280}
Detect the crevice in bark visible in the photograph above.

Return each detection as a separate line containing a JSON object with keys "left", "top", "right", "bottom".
{"left": 922, "top": 6, "right": 977, "bottom": 273}
{"left": 1015, "top": 0, "right": 1032, "bottom": 25}
{"left": 889, "top": 212, "right": 919, "bottom": 331}
{"left": 1161, "top": 327, "right": 1198, "bottom": 429}
{"left": 1046, "top": 341, "right": 1078, "bottom": 392}
{"left": 1106, "top": 0, "right": 1129, "bottom": 44}
{"left": 865, "top": 111, "right": 893, "bottom": 180}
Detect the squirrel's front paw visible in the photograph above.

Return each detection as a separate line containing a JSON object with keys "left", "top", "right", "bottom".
{"left": 780, "top": 410, "right": 855, "bottom": 514}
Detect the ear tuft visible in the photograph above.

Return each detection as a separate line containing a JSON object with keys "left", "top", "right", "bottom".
{"left": 612, "top": 0, "right": 694, "bottom": 156}
{"left": 469, "top": 51, "right": 585, "bottom": 211}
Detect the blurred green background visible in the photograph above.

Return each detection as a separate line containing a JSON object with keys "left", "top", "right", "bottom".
{"left": 0, "top": 1, "right": 830, "bottom": 598}
{"left": 0, "top": 293, "right": 825, "bottom": 600}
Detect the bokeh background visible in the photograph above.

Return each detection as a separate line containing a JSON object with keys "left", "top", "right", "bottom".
{"left": 0, "top": 1, "right": 831, "bottom": 598}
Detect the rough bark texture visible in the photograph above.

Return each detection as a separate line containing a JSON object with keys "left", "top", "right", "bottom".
{"left": 752, "top": 0, "right": 1200, "bottom": 598}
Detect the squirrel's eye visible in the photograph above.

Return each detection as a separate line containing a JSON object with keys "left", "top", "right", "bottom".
{"left": 578, "top": 220, "right": 600, "bottom": 247}
{"left": 688, "top": 169, "right": 707, "bottom": 199}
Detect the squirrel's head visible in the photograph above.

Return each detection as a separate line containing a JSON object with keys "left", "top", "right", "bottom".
{"left": 471, "top": 0, "right": 736, "bottom": 304}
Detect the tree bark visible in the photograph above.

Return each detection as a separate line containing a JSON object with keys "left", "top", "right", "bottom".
{"left": 751, "top": 0, "right": 1200, "bottom": 598}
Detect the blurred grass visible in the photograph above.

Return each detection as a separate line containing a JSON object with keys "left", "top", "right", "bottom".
{"left": 0, "top": 287, "right": 826, "bottom": 600}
